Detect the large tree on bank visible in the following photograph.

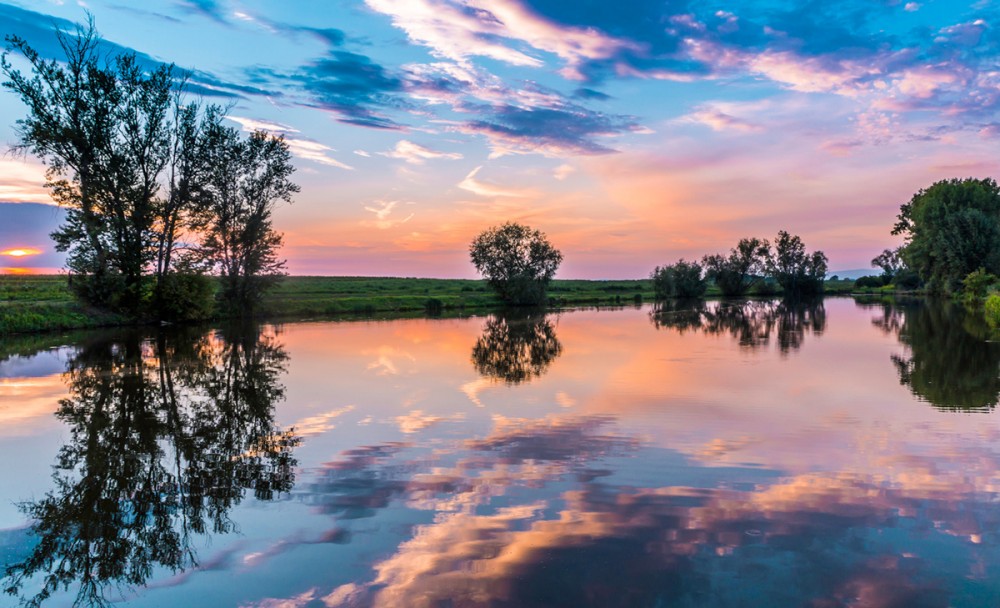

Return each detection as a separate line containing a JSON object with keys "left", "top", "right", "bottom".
{"left": 893, "top": 177, "right": 1000, "bottom": 293}
{"left": 1, "top": 19, "right": 297, "bottom": 317}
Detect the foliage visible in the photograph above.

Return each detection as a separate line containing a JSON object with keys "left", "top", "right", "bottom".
{"left": 196, "top": 119, "right": 298, "bottom": 314}
{"left": 650, "top": 259, "right": 706, "bottom": 299}
{"left": 469, "top": 222, "right": 563, "bottom": 306}
{"left": 871, "top": 247, "right": 903, "bottom": 279}
{"left": 961, "top": 268, "right": 998, "bottom": 305}
{"left": 854, "top": 275, "right": 888, "bottom": 289}
{"left": 892, "top": 178, "right": 1000, "bottom": 293}
{"left": 768, "top": 230, "right": 828, "bottom": 297}
{"left": 154, "top": 272, "right": 216, "bottom": 322}
{"left": 702, "top": 238, "right": 770, "bottom": 297}
{"left": 1, "top": 20, "right": 296, "bottom": 320}
{"left": 985, "top": 294, "right": 1000, "bottom": 330}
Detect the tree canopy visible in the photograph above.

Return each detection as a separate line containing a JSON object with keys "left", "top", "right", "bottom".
{"left": 469, "top": 222, "right": 562, "bottom": 306}
{"left": 892, "top": 177, "right": 1000, "bottom": 293}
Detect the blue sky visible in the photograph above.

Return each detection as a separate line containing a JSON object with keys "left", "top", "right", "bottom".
{"left": 1, "top": 0, "right": 998, "bottom": 277}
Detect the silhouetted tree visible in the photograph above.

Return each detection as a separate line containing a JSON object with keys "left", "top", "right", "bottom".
{"left": 768, "top": 230, "right": 827, "bottom": 297}
{"left": 196, "top": 117, "right": 298, "bottom": 314}
{"left": 469, "top": 223, "right": 562, "bottom": 306}
{"left": 703, "top": 238, "right": 770, "bottom": 297}
{"left": 651, "top": 259, "right": 706, "bottom": 299}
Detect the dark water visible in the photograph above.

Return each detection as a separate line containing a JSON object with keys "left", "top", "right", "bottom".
{"left": 2, "top": 298, "right": 1000, "bottom": 607}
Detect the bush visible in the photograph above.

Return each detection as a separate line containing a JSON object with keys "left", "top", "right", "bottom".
{"left": 651, "top": 259, "right": 706, "bottom": 299}
{"left": 962, "top": 268, "right": 998, "bottom": 304}
{"left": 985, "top": 294, "right": 1000, "bottom": 329}
{"left": 154, "top": 273, "right": 215, "bottom": 322}
{"left": 854, "top": 275, "right": 886, "bottom": 289}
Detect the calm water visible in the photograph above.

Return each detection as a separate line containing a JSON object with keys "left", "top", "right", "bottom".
{"left": 2, "top": 298, "right": 1000, "bottom": 607}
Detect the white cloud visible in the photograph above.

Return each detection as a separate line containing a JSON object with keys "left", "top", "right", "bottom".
{"left": 380, "top": 140, "right": 463, "bottom": 164}
{"left": 227, "top": 116, "right": 354, "bottom": 170}
{"left": 457, "top": 166, "right": 533, "bottom": 197}
{"left": 362, "top": 201, "right": 416, "bottom": 229}
{"left": 553, "top": 164, "right": 576, "bottom": 180}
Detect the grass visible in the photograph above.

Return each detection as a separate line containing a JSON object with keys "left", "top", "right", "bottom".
{"left": 0, "top": 274, "right": 861, "bottom": 335}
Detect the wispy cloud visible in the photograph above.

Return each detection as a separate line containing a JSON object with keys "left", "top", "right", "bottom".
{"left": 380, "top": 140, "right": 463, "bottom": 164}
{"left": 227, "top": 116, "right": 354, "bottom": 169}
{"left": 458, "top": 166, "right": 532, "bottom": 197}
{"left": 363, "top": 201, "right": 416, "bottom": 229}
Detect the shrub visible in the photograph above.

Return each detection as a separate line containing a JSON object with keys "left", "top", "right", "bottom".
{"left": 651, "top": 259, "right": 706, "bottom": 299}
{"left": 985, "top": 294, "right": 1000, "bottom": 329}
{"left": 154, "top": 273, "right": 216, "bottom": 322}
{"left": 962, "top": 268, "right": 998, "bottom": 305}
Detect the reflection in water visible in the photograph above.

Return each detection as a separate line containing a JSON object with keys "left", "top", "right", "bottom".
{"left": 2, "top": 325, "right": 299, "bottom": 607}
{"left": 471, "top": 312, "right": 562, "bottom": 384}
{"left": 299, "top": 413, "right": 996, "bottom": 608}
{"left": 865, "top": 298, "right": 1000, "bottom": 411}
{"left": 650, "top": 299, "right": 826, "bottom": 353}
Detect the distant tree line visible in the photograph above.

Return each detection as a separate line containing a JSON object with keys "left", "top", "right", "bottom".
{"left": 652, "top": 230, "right": 828, "bottom": 300}
{"left": 1, "top": 20, "right": 297, "bottom": 321}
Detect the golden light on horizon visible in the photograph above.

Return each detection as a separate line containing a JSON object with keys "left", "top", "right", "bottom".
{"left": 0, "top": 248, "right": 42, "bottom": 258}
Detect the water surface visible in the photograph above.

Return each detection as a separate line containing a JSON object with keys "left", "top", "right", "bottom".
{"left": 2, "top": 298, "right": 1000, "bottom": 607}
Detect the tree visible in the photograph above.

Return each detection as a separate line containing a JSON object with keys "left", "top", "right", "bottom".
{"left": 768, "top": 230, "right": 827, "bottom": 297}
{"left": 471, "top": 312, "right": 563, "bottom": 384}
{"left": 196, "top": 119, "right": 298, "bottom": 313}
{"left": 2, "top": 19, "right": 295, "bottom": 320}
{"left": 893, "top": 178, "right": 1000, "bottom": 293}
{"left": 2, "top": 21, "right": 194, "bottom": 314}
{"left": 469, "top": 222, "right": 562, "bottom": 305}
{"left": 702, "top": 238, "right": 770, "bottom": 297}
{"left": 651, "top": 259, "right": 706, "bottom": 299}
{"left": 871, "top": 247, "right": 903, "bottom": 280}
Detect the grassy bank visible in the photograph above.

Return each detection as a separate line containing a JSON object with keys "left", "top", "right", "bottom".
{"left": 0, "top": 274, "right": 859, "bottom": 335}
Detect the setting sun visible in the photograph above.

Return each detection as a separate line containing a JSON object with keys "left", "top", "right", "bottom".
{"left": 0, "top": 248, "right": 42, "bottom": 258}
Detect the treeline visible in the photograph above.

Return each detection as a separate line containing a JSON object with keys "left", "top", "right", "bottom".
{"left": 651, "top": 230, "right": 828, "bottom": 300}
{"left": 1, "top": 20, "right": 297, "bottom": 321}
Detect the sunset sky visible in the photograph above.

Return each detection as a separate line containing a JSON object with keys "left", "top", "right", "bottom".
{"left": 1, "top": 0, "right": 998, "bottom": 277}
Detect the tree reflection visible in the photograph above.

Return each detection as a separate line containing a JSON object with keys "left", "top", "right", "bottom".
{"left": 3, "top": 325, "right": 299, "bottom": 607}
{"left": 471, "top": 312, "right": 563, "bottom": 384}
{"left": 650, "top": 299, "right": 826, "bottom": 353}
{"left": 864, "top": 298, "right": 1000, "bottom": 411}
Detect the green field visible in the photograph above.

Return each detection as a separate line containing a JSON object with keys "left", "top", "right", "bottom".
{"left": 0, "top": 274, "right": 858, "bottom": 335}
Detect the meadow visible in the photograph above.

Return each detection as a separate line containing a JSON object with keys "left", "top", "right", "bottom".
{"left": 0, "top": 274, "right": 858, "bottom": 335}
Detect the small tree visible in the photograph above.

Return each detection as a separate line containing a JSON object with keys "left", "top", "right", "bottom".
{"left": 871, "top": 247, "right": 903, "bottom": 281}
{"left": 469, "top": 222, "right": 562, "bottom": 306}
{"left": 702, "top": 237, "right": 770, "bottom": 297}
{"left": 768, "top": 230, "right": 827, "bottom": 297}
{"left": 651, "top": 259, "right": 706, "bottom": 299}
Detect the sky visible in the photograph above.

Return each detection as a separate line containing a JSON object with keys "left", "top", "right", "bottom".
{"left": 1, "top": 0, "right": 999, "bottom": 277}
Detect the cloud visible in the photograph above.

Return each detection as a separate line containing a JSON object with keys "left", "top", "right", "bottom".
{"left": 380, "top": 140, "right": 463, "bottom": 164}
{"left": 685, "top": 106, "right": 764, "bottom": 133}
{"left": 227, "top": 116, "right": 354, "bottom": 169}
{"left": 175, "top": 0, "right": 228, "bottom": 23}
{"left": 553, "top": 164, "right": 576, "bottom": 180}
{"left": 456, "top": 105, "right": 641, "bottom": 157}
{"left": 458, "top": 166, "right": 532, "bottom": 197}
{"left": 249, "top": 51, "right": 407, "bottom": 130}
{"left": 362, "top": 201, "right": 416, "bottom": 229}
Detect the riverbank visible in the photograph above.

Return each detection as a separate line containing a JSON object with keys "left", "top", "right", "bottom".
{"left": 0, "top": 274, "right": 858, "bottom": 335}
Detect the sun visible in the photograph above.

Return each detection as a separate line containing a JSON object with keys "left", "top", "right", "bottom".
{"left": 0, "top": 248, "right": 42, "bottom": 257}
